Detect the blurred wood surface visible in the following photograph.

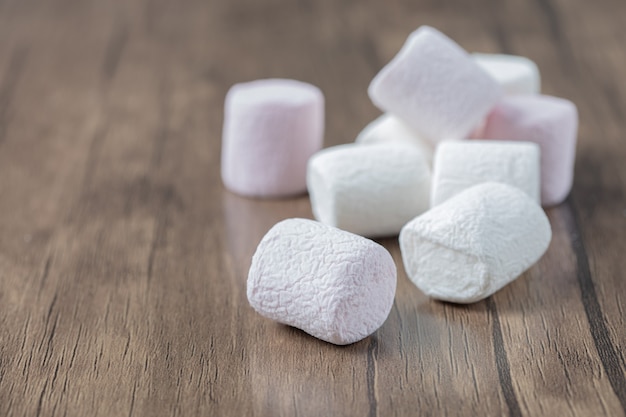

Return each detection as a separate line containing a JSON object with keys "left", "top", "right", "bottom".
{"left": 1, "top": 0, "right": 625, "bottom": 415}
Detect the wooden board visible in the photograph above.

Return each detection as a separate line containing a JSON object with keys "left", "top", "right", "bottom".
{"left": 0, "top": 0, "right": 625, "bottom": 415}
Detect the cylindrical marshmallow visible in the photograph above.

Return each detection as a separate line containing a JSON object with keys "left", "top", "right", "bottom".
{"left": 480, "top": 95, "right": 578, "bottom": 206}
{"left": 472, "top": 53, "right": 541, "bottom": 95}
{"left": 400, "top": 182, "right": 552, "bottom": 303}
{"left": 307, "top": 143, "right": 431, "bottom": 237}
{"left": 431, "top": 140, "right": 541, "bottom": 206}
{"left": 221, "top": 78, "right": 324, "bottom": 197}
{"left": 368, "top": 26, "right": 501, "bottom": 143}
{"left": 247, "top": 218, "right": 397, "bottom": 345}
{"left": 355, "top": 113, "right": 434, "bottom": 166}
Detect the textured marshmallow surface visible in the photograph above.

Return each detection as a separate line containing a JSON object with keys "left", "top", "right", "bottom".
{"left": 368, "top": 26, "right": 501, "bottom": 143}
{"left": 481, "top": 95, "right": 578, "bottom": 206}
{"left": 355, "top": 113, "right": 434, "bottom": 165}
{"left": 247, "top": 218, "right": 397, "bottom": 345}
{"left": 472, "top": 53, "right": 541, "bottom": 95}
{"left": 400, "top": 182, "right": 552, "bottom": 303}
{"left": 307, "top": 143, "right": 431, "bottom": 237}
{"left": 221, "top": 78, "right": 324, "bottom": 197}
{"left": 431, "top": 140, "right": 541, "bottom": 206}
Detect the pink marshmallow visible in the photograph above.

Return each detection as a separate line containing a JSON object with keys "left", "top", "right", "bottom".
{"left": 368, "top": 26, "right": 501, "bottom": 143}
{"left": 481, "top": 95, "right": 578, "bottom": 206}
{"left": 221, "top": 79, "right": 324, "bottom": 198}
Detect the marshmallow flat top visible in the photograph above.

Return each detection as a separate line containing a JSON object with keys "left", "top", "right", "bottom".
{"left": 481, "top": 95, "right": 578, "bottom": 206}
{"left": 247, "top": 218, "right": 397, "bottom": 345}
{"left": 307, "top": 143, "right": 431, "bottom": 237}
{"left": 355, "top": 113, "right": 435, "bottom": 165}
{"left": 221, "top": 78, "right": 324, "bottom": 198}
{"left": 431, "top": 140, "right": 541, "bottom": 206}
{"left": 485, "top": 94, "right": 576, "bottom": 130}
{"left": 368, "top": 26, "right": 501, "bottom": 142}
{"left": 227, "top": 78, "right": 323, "bottom": 108}
{"left": 472, "top": 53, "right": 541, "bottom": 95}
{"left": 400, "top": 182, "right": 552, "bottom": 303}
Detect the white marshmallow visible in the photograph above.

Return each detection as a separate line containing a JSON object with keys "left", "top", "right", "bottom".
{"left": 307, "top": 144, "right": 431, "bottom": 237}
{"left": 400, "top": 182, "right": 552, "bottom": 303}
{"left": 431, "top": 140, "right": 541, "bottom": 206}
{"left": 248, "top": 218, "right": 397, "bottom": 345}
{"left": 472, "top": 53, "right": 541, "bottom": 95}
{"left": 355, "top": 113, "right": 434, "bottom": 165}
{"left": 368, "top": 26, "right": 501, "bottom": 143}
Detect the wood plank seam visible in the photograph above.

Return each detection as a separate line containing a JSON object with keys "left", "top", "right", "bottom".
{"left": 366, "top": 337, "right": 378, "bottom": 417}
{"left": 486, "top": 297, "right": 523, "bottom": 417}
{"left": 564, "top": 199, "right": 626, "bottom": 412}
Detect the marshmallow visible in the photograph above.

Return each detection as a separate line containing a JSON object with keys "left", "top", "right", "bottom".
{"left": 248, "top": 218, "right": 397, "bottom": 345}
{"left": 368, "top": 26, "right": 501, "bottom": 143}
{"left": 221, "top": 78, "right": 324, "bottom": 197}
{"left": 355, "top": 113, "right": 434, "bottom": 165}
{"left": 480, "top": 95, "right": 578, "bottom": 206}
{"left": 472, "top": 53, "right": 541, "bottom": 95}
{"left": 431, "top": 140, "right": 541, "bottom": 206}
{"left": 400, "top": 182, "right": 552, "bottom": 303}
{"left": 307, "top": 143, "right": 431, "bottom": 237}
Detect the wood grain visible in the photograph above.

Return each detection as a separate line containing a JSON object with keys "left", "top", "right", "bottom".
{"left": 1, "top": 0, "right": 625, "bottom": 416}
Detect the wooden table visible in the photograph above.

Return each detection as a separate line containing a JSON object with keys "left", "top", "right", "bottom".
{"left": 1, "top": 0, "right": 625, "bottom": 415}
